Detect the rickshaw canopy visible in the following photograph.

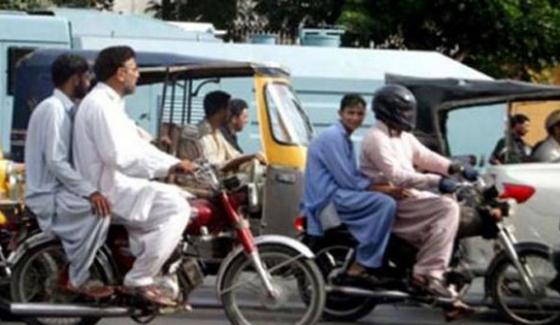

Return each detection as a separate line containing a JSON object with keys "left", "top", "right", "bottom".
{"left": 387, "top": 74, "right": 560, "bottom": 155}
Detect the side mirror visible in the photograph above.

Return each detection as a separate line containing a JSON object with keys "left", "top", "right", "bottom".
{"left": 479, "top": 154, "right": 486, "bottom": 168}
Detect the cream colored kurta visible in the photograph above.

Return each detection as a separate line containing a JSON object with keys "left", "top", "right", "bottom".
{"left": 73, "top": 83, "right": 190, "bottom": 287}
{"left": 197, "top": 120, "right": 241, "bottom": 168}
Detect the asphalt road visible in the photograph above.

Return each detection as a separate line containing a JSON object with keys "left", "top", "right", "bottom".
{"left": 3, "top": 305, "right": 509, "bottom": 325}
{"left": 2, "top": 277, "right": 511, "bottom": 325}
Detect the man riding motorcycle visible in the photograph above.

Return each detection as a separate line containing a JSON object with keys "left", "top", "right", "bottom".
{"left": 360, "top": 84, "right": 476, "bottom": 299}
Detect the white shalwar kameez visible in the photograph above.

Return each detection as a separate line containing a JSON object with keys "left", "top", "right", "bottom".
{"left": 25, "top": 89, "right": 110, "bottom": 287}
{"left": 73, "top": 83, "right": 190, "bottom": 287}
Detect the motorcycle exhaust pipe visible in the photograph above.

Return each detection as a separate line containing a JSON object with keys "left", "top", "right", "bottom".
{"left": 327, "top": 285, "right": 410, "bottom": 301}
{"left": 327, "top": 286, "right": 457, "bottom": 307}
{"left": 10, "top": 302, "right": 130, "bottom": 317}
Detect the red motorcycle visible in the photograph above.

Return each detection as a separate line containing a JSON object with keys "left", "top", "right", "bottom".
{"left": 5, "top": 162, "right": 326, "bottom": 325}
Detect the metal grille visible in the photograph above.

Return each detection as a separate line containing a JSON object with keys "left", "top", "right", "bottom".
{"left": 158, "top": 94, "right": 205, "bottom": 126}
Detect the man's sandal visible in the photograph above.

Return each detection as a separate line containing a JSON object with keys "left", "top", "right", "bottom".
{"left": 66, "top": 279, "right": 114, "bottom": 299}
{"left": 124, "top": 285, "right": 178, "bottom": 307}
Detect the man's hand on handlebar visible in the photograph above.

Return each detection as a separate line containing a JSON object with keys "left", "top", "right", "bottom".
{"left": 439, "top": 177, "right": 459, "bottom": 194}
{"left": 448, "top": 162, "right": 479, "bottom": 181}
{"left": 253, "top": 153, "right": 267, "bottom": 165}
{"left": 89, "top": 191, "right": 111, "bottom": 218}
{"left": 170, "top": 160, "right": 197, "bottom": 175}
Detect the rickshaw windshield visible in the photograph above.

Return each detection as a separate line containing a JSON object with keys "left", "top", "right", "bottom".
{"left": 265, "top": 82, "right": 313, "bottom": 146}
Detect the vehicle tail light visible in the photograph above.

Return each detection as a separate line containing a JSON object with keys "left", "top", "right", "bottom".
{"left": 294, "top": 216, "right": 306, "bottom": 233}
{"left": 499, "top": 183, "right": 535, "bottom": 204}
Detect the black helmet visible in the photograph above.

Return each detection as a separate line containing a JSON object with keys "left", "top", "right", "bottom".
{"left": 372, "top": 84, "right": 417, "bottom": 132}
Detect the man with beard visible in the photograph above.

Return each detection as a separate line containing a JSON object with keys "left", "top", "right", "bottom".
{"left": 73, "top": 46, "right": 194, "bottom": 306}
{"left": 25, "top": 54, "right": 114, "bottom": 298}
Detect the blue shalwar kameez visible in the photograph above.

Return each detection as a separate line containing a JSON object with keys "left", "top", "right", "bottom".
{"left": 302, "top": 121, "right": 396, "bottom": 268}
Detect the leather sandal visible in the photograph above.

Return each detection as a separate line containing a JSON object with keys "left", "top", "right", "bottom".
{"left": 443, "top": 300, "right": 477, "bottom": 322}
{"left": 124, "top": 285, "right": 177, "bottom": 307}
{"left": 66, "top": 279, "right": 114, "bottom": 299}
{"left": 411, "top": 274, "right": 455, "bottom": 299}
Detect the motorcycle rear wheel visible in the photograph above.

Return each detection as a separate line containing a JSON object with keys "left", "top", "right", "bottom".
{"left": 489, "top": 245, "right": 560, "bottom": 325}
{"left": 10, "top": 240, "right": 105, "bottom": 325}
{"left": 218, "top": 243, "right": 325, "bottom": 325}
{"left": 315, "top": 244, "right": 377, "bottom": 321}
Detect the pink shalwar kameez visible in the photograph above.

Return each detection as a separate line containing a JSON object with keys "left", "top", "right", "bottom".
{"left": 360, "top": 122, "right": 459, "bottom": 280}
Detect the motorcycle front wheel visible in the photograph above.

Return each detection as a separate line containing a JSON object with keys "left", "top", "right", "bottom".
{"left": 10, "top": 240, "right": 105, "bottom": 325}
{"left": 489, "top": 244, "right": 560, "bottom": 325}
{"left": 218, "top": 243, "right": 325, "bottom": 325}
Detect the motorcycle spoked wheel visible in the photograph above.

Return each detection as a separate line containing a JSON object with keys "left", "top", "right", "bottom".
{"left": 489, "top": 245, "right": 560, "bottom": 325}
{"left": 314, "top": 244, "right": 377, "bottom": 321}
{"left": 218, "top": 243, "right": 326, "bottom": 325}
{"left": 10, "top": 240, "right": 108, "bottom": 325}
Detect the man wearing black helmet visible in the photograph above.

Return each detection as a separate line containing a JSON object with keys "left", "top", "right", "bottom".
{"left": 532, "top": 110, "right": 560, "bottom": 162}
{"left": 360, "top": 84, "right": 466, "bottom": 299}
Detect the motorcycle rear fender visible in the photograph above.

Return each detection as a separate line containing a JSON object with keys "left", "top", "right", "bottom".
{"left": 483, "top": 241, "right": 550, "bottom": 296}
{"left": 215, "top": 235, "right": 315, "bottom": 287}
{"left": 7, "top": 232, "right": 118, "bottom": 284}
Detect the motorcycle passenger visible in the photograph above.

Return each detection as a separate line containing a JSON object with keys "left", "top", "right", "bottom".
{"left": 360, "top": 84, "right": 464, "bottom": 299}
{"left": 302, "top": 94, "right": 406, "bottom": 283}
{"left": 73, "top": 46, "right": 195, "bottom": 306}
{"left": 25, "top": 54, "right": 113, "bottom": 299}
{"left": 531, "top": 110, "right": 560, "bottom": 163}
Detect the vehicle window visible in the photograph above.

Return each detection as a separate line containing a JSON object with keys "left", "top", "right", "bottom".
{"left": 265, "top": 82, "right": 313, "bottom": 146}
{"left": 7, "top": 47, "right": 35, "bottom": 95}
{"left": 511, "top": 100, "right": 560, "bottom": 163}
{"left": 445, "top": 104, "right": 506, "bottom": 164}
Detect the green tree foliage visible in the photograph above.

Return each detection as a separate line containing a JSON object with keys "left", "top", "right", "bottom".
{"left": 0, "top": 0, "right": 45, "bottom": 10}
{"left": 341, "top": 0, "right": 560, "bottom": 80}
{"left": 254, "top": 0, "right": 345, "bottom": 36}
{"left": 0, "top": 0, "right": 113, "bottom": 11}
{"left": 146, "top": 0, "right": 236, "bottom": 30}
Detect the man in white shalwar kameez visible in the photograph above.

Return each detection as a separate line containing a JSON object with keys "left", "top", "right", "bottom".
{"left": 73, "top": 46, "right": 194, "bottom": 306}
{"left": 25, "top": 54, "right": 113, "bottom": 299}
{"left": 360, "top": 85, "right": 462, "bottom": 299}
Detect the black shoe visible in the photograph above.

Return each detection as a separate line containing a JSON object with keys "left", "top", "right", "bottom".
{"left": 345, "top": 267, "right": 394, "bottom": 288}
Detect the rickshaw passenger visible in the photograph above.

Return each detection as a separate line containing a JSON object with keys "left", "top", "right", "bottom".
{"left": 360, "top": 85, "right": 463, "bottom": 299}
{"left": 73, "top": 46, "right": 195, "bottom": 306}
{"left": 189, "top": 91, "right": 265, "bottom": 171}
{"left": 25, "top": 54, "right": 113, "bottom": 299}
{"left": 221, "top": 98, "right": 249, "bottom": 153}
{"left": 302, "top": 94, "right": 403, "bottom": 284}
{"left": 532, "top": 110, "right": 560, "bottom": 163}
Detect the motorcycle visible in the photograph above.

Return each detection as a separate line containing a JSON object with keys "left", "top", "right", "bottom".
{"left": 6, "top": 162, "right": 326, "bottom": 325}
{"left": 296, "top": 175, "right": 560, "bottom": 324}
